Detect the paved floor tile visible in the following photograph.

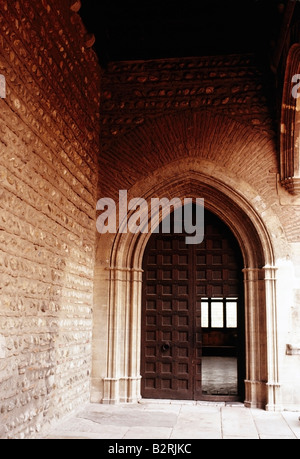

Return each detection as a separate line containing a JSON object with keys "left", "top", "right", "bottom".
{"left": 251, "top": 409, "right": 297, "bottom": 439}
{"left": 43, "top": 401, "right": 300, "bottom": 440}
{"left": 221, "top": 406, "right": 259, "bottom": 438}
{"left": 138, "top": 402, "right": 182, "bottom": 414}
{"left": 78, "top": 409, "right": 177, "bottom": 428}
{"left": 281, "top": 411, "right": 300, "bottom": 439}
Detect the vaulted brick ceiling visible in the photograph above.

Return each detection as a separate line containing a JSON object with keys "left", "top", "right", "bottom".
{"left": 80, "top": 0, "right": 287, "bottom": 65}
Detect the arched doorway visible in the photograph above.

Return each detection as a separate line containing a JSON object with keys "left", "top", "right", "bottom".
{"left": 141, "top": 207, "right": 245, "bottom": 401}
{"left": 94, "top": 165, "right": 281, "bottom": 411}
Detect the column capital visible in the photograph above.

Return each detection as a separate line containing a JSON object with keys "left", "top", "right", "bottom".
{"left": 262, "top": 265, "right": 278, "bottom": 280}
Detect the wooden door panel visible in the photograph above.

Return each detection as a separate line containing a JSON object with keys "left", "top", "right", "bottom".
{"left": 142, "top": 233, "right": 194, "bottom": 399}
{"left": 141, "top": 209, "right": 244, "bottom": 401}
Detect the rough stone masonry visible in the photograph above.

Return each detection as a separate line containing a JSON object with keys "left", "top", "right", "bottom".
{"left": 0, "top": 0, "right": 100, "bottom": 439}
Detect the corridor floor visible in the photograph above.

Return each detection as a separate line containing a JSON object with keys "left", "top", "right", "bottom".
{"left": 44, "top": 400, "right": 300, "bottom": 440}
{"left": 202, "top": 356, "right": 238, "bottom": 395}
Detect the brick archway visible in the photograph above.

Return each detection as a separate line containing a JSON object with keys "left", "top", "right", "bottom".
{"left": 92, "top": 160, "right": 282, "bottom": 411}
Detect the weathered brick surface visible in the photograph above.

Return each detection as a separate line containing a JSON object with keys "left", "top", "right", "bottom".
{"left": 101, "top": 55, "right": 275, "bottom": 145}
{"left": 0, "top": 0, "right": 100, "bottom": 438}
{"left": 100, "top": 56, "right": 300, "bottom": 244}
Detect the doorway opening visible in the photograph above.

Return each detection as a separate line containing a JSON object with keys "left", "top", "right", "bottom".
{"left": 141, "top": 206, "right": 245, "bottom": 401}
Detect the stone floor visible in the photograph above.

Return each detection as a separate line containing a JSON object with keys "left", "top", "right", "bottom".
{"left": 202, "top": 356, "right": 237, "bottom": 395}
{"left": 44, "top": 400, "right": 300, "bottom": 440}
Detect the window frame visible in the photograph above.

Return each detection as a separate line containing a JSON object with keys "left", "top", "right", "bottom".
{"left": 201, "top": 297, "right": 238, "bottom": 329}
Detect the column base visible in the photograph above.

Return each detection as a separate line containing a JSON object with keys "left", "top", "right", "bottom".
{"left": 244, "top": 380, "right": 282, "bottom": 411}
{"left": 102, "top": 376, "right": 142, "bottom": 404}
{"left": 265, "top": 382, "right": 282, "bottom": 412}
{"left": 244, "top": 380, "right": 267, "bottom": 409}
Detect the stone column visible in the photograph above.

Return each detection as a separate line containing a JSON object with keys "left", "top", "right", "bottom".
{"left": 263, "top": 265, "right": 282, "bottom": 411}
{"left": 243, "top": 268, "right": 267, "bottom": 409}
{"left": 127, "top": 267, "right": 143, "bottom": 402}
{"left": 243, "top": 266, "right": 281, "bottom": 411}
{"left": 103, "top": 266, "right": 143, "bottom": 404}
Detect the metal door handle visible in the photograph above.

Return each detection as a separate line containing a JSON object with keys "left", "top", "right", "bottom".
{"left": 161, "top": 342, "right": 170, "bottom": 352}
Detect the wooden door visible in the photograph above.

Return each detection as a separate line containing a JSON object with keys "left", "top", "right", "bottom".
{"left": 141, "top": 209, "right": 244, "bottom": 400}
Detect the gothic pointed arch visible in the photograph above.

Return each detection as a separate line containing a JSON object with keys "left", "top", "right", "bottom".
{"left": 93, "top": 160, "right": 282, "bottom": 411}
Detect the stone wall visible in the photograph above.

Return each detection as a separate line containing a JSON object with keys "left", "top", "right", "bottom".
{"left": 0, "top": 0, "right": 100, "bottom": 438}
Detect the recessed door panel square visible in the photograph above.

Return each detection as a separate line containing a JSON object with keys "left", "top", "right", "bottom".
{"left": 162, "top": 300, "right": 172, "bottom": 310}
{"left": 178, "top": 285, "right": 188, "bottom": 295}
{"left": 162, "top": 331, "right": 172, "bottom": 341}
{"left": 145, "top": 346, "right": 156, "bottom": 357}
{"left": 147, "top": 285, "right": 157, "bottom": 295}
{"left": 146, "top": 316, "right": 157, "bottom": 326}
{"left": 178, "top": 300, "right": 188, "bottom": 310}
{"left": 178, "top": 380, "right": 189, "bottom": 390}
{"left": 145, "top": 378, "right": 156, "bottom": 389}
{"left": 212, "top": 255, "right": 222, "bottom": 264}
{"left": 146, "top": 300, "right": 156, "bottom": 310}
{"left": 162, "top": 285, "right": 172, "bottom": 295}
{"left": 178, "top": 316, "right": 188, "bottom": 326}
{"left": 162, "top": 240, "right": 172, "bottom": 250}
{"left": 229, "top": 270, "right": 238, "bottom": 280}
{"left": 178, "top": 363, "right": 188, "bottom": 373}
{"left": 161, "top": 363, "right": 172, "bottom": 373}
{"left": 146, "top": 331, "right": 156, "bottom": 341}
{"left": 212, "top": 270, "right": 222, "bottom": 280}
{"left": 197, "top": 285, "right": 206, "bottom": 295}
{"left": 212, "top": 285, "right": 223, "bottom": 295}
{"left": 179, "top": 331, "right": 188, "bottom": 341}
{"left": 162, "top": 316, "right": 172, "bottom": 326}
{"left": 179, "top": 255, "right": 188, "bottom": 265}
{"left": 161, "top": 379, "right": 172, "bottom": 389}
{"left": 178, "top": 347, "right": 188, "bottom": 358}
{"left": 163, "top": 255, "right": 172, "bottom": 265}
{"left": 147, "top": 270, "right": 157, "bottom": 280}
{"left": 178, "top": 270, "right": 188, "bottom": 280}
{"left": 162, "top": 270, "right": 172, "bottom": 280}
{"left": 146, "top": 363, "right": 156, "bottom": 372}
{"left": 148, "top": 254, "right": 156, "bottom": 265}
{"left": 197, "top": 270, "right": 206, "bottom": 280}
{"left": 197, "top": 255, "right": 206, "bottom": 265}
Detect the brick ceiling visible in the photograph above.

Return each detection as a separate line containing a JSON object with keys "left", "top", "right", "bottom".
{"left": 80, "top": 0, "right": 287, "bottom": 66}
